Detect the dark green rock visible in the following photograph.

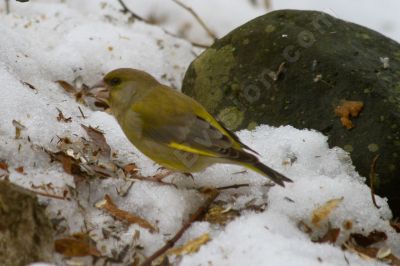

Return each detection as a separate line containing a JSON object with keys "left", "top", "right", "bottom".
{"left": 182, "top": 10, "right": 400, "bottom": 216}
{"left": 0, "top": 181, "right": 54, "bottom": 266}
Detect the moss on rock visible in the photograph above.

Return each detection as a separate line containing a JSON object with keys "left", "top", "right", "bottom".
{"left": 182, "top": 10, "right": 400, "bottom": 216}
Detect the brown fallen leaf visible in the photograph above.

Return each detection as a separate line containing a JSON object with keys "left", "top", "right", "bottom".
{"left": 81, "top": 124, "right": 111, "bottom": 158}
{"left": 203, "top": 203, "right": 239, "bottom": 225}
{"left": 123, "top": 163, "right": 139, "bottom": 175}
{"left": 96, "top": 194, "right": 158, "bottom": 233}
{"left": 315, "top": 228, "right": 340, "bottom": 244}
{"left": 49, "top": 151, "right": 84, "bottom": 176}
{"left": 55, "top": 237, "right": 101, "bottom": 257}
{"left": 334, "top": 100, "right": 364, "bottom": 129}
{"left": 342, "top": 220, "right": 353, "bottom": 230}
{"left": 0, "top": 161, "right": 9, "bottom": 172}
{"left": 15, "top": 166, "right": 24, "bottom": 174}
{"left": 12, "top": 119, "right": 26, "bottom": 139}
{"left": 141, "top": 188, "right": 219, "bottom": 266}
{"left": 56, "top": 108, "right": 72, "bottom": 123}
{"left": 344, "top": 241, "right": 400, "bottom": 266}
{"left": 167, "top": 233, "right": 210, "bottom": 256}
{"left": 56, "top": 80, "right": 92, "bottom": 104}
{"left": 56, "top": 80, "right": 77, "bottom": 93}
{"left": 311, "top": 197, "right": 343, "bottom": 227}
{"left": 298, "top": 220, "right": 313, "bottom": 235}
{"left": 350, "top": 230, "right": 387, "bottom": 247}
{"left": 94, "top": 100, "right": 110, "bottom": 109}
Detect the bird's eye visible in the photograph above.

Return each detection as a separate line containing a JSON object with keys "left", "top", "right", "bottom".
{"left": 109, "top": 77, "right": 121, "bottom": 86}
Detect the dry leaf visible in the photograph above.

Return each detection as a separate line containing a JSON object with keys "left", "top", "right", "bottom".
{"left": 342, "top": 220, "right": 353, "bottom": 230}
{"left": 0, "top": 161, "right": 9, "bottom": 172}
{"left": 96, "top": 194, "right": 158, "bottom": 233}
{"left": 56, "top": 80, "right": 92, "bottom": 104}
{"left": 203, "top": 203, "right": 239, "bottom": 225}
{"left": 81, "top": 124, "right": 111, "bottom": 158}
{"left": 56, "top": 108, "right": 72, "bottom": 123}
{"left": 316, "top": 228, "right": 340, "bottom": 244}
{"left": 334, "top": 100, "right": 364, "bottom": 129}
{"left": 46, "top": 134, "right": 118, "bottom": 181}
{"left": 167, "top": 233, "right": 210, "bottom": 256}
{"left": 94, "top": 100, "right": 110, "bottom": 109}
{"left": 56, "top": 80, "right": 77, "bottom": 93}
{"left": 311, "top": 197, "right": 343, "bottom": 227}
{"left": 376, "top": 247, "right": 392, "bottom": 259}
{"left": 12, "top": 119, "right": 26, "bottom": 139}
{"left": 298, "top": 220, "right": 313, "bottom": 235}
{"left": 344, "top": 241, "right": 400, "bottom": 265}
{"left": 55, "top": 237, "right": 101, "bottom": 257}
{"left": 50, "top": 151, "right": 83, "bottom": 176}
{"left": 350, "top": 230, "right": 387, "bottom": 247}
{"left": 123, "top": 163, "right": 139, "bottom": 175}
{"left": 15, "top": 166, "right": 24, "bottom": 174}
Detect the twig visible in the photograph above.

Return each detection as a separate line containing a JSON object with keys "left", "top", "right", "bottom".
{"left": 171, "top": 0, "right": 217, "bottom": 41}
{"left": 264, "top": 0, "right": 272, "bottom": 10}
{"left": 78, "top": 106, "right": 86, "bottom": 119}
{"left": 140, "top": 188, "right": 219, "bottom": 266}
{"left": 161, "top": 28, "right": 210, "bottom": 48}
{"left": 128, "top": 175, "right": 177, "bottom": 188}
{"left": 31, "top": 190, "right": 69, "bottom": 200}
{"left": 369, "top": 154, "right": 380, "bottom": 209}
{"left": 116, "top": 0, "right": 209, "bottom": 49}
{"left": 5, "top": 0, "right": 9, "bottom": 14}
{"left": 216, "top": 183, "right": 250, "bottom": 190}
{"left": 116, "top": 0, "right": 147, "bottom": 22}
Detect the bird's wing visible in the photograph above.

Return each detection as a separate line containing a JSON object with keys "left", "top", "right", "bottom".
{"left": 131, "top": 86, "right": 257, "bottom": 161}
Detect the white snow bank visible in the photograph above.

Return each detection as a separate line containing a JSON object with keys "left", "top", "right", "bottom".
{"left": 0, "top": 1, "right": 399, "bottom": 266}
{"left": 32, "top": 0, "right": 400, "bottom": 45}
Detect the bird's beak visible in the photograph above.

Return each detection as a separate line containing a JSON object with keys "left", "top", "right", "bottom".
{"left": 91, "top": 80, "right": 107, "bottom": 90}
{"left": 90, "top": 80, "right": 110, "bottom": 108}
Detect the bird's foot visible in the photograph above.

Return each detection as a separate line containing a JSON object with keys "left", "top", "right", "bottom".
{"left": 183, "top": 172, "right": 194, "bottom": 180}
{"left": 152, "top": 169, "right": 175, "bottom": 181}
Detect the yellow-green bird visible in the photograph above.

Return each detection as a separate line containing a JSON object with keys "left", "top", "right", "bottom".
{"left": 95, "top": 68, "right": 292, "bottom": 186}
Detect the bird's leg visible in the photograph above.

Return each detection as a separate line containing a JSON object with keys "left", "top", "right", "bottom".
{"left": 183, "top": 172, "right": 194, "bottom": 181}
{"left": 152, "top": 168, "right": 194, "bottom": 181}
{"left": 152, "top": 169, "right": 175, "bottom": 181}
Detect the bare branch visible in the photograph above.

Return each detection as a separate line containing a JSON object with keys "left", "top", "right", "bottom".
{"left": 5, "top": 0, "right": 10, "bottom": 14}
{"left": 116, "top": 0, "right": 147, "bottom": 22}
{"left": 369, "top": 154, "right": 380, "bottom": 209}
{"left": 115, "top": 0, "right": 209, "bottom": 49}
{"left": 140, "top": 188, "right": 219, "bottom": 266}
{"left": 216, "top": 183, "right": 250, "bottom": 190}
{"left": 171, "top": 0, "right": 217, "bottom": 41}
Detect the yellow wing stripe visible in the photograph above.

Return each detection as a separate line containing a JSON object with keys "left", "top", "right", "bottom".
{"left": 196, "top": 109, "right": 241, "bottom": 149}
{"left": 168, "top": 142, "right": 218, "bottom": 157}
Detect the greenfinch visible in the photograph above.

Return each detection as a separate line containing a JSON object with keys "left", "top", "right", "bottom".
{"left": 95, "top": 68, "right": 292, "bottom": 186}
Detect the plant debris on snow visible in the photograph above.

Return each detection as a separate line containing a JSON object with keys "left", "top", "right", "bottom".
{"left": 1, "top": 1, "right": 400, "bottom": 266}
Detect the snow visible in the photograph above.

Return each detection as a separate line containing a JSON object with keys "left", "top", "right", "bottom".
{"left": 1, "top": 0, "right": 400, "bottom": 265}
{"left": 96, "top": 0, "right": 400, "bottom": 45}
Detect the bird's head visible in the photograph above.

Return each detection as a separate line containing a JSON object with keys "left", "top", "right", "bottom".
{"left": 92, "top": 68, "right": 159, "bottom": 114}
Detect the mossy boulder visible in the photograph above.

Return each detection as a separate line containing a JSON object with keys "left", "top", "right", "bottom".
{"left": 182, "top": 10, "right": 400, "bottom": 216}
{"left": 0, "top": 181, "right": 54, "bottom": 266}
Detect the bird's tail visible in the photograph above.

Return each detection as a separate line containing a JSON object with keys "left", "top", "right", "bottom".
{"left": 245, "top": 161, "right": 293, "bottom": 187}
